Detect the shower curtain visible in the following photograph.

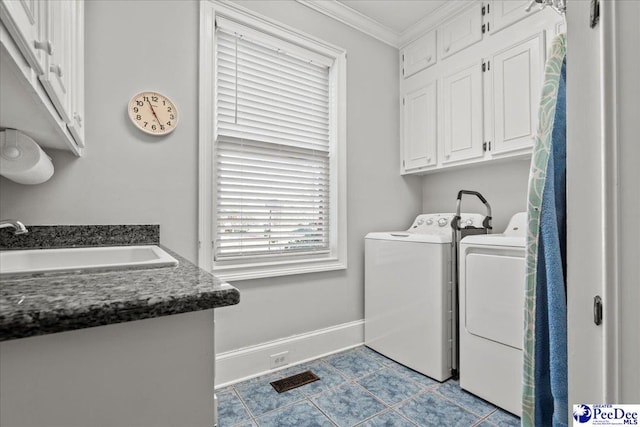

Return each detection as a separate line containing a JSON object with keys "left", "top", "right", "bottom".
{"left": 522, "top": 33, "right": 567, "bottom": 427}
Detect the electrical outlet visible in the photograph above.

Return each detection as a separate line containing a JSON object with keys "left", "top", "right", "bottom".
{"left": 270, "top": 351, "right": 289, "bottom": 369}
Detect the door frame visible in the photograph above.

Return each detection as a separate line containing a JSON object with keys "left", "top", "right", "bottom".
{"left": 567, "top": 0, "right": 639, "bottom": 407}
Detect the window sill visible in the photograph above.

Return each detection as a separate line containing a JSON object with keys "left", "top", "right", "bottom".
{"left": 212, "top": 258, "right": 347, "bottom": 282}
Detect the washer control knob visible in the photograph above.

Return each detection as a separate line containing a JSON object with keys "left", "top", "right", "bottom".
{"left": 466, "top": 219, "right": 474, "bottom": 226}
{"left": 426, "top": 219, "right": 433, "bottom": 226}
{"left": 438, "top": 218, "right": 448, "bottom": 227}
{"left": 417, "top": 218, "right": 424, "bottom": 225}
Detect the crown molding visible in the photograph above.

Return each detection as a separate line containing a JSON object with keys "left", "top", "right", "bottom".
{"left": 296, "top": 0, "right": 400, "bottom": 48}
{"left": 296, "top": 0, "right": 479, "bottom": 50}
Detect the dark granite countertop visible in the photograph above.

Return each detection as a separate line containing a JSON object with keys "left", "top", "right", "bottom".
{"left": 0, "top": 225, "right": 240, "bottom": 341}
{"left": 0, "top": 249, "right": 239, "bottom": 341}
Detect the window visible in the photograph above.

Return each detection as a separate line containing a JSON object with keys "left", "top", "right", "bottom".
{"left": 199, "top": 2, "right": 347, "bottom": 281}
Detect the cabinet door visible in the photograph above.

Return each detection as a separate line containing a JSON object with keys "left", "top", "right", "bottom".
{"left": 489, "top": 0, "right": 536, "bottom": 34}
{"left": 67, "top": 0, "right": 84, "bottom": 148}
{"left": 402, "top": 81, "right": 437, "bottom": 171}
{"left": 438, "top": 2, "right": 482, "bottom": 59}
{"left": 401, "top": 30, "right": 436, "bottom": 78}
{"left": 0, "top": 0, "right": 45, "bottom": 74}
{"left": 39, "top": 0, "right": 72, "bottom": 124}
{"left": 491, "top": 34, "right": 542, "bottom": 155}
{"left": 442, "top": 63, "right": 483, "bottom": 164}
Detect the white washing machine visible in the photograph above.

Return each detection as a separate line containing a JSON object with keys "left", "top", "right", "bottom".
{"left": 365, "top": 212, "right": 484, "bottom": 382}
{"left": 459, "top": 212, "right": 527, "bottom": 416}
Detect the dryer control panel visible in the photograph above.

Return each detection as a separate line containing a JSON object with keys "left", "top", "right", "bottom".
{"left": 407, "top": 213, "right": 487, "bottom": 236}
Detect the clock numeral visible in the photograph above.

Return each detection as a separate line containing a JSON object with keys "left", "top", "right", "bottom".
{"left": 152, "top": 96, "right": 158, "bottom": 102}
{"left": 135, "top": 114, "right": 141, "bottom": 120}
{"left": 144, "top": 122, "right": 148, "bottom": 127}
{"left": 136, "top": 100, "right": 143, "bottom": 106}
{"left": 142, "top": 96, "right": 149, "bottom": 102}
{"left": 162, "top": 100, "right": 166, "bottom": 106}
{"left": 167, "top": 107, "right": 172, "bottom": 112}
{"left": 151, "top": 125, "right": 157, "bottom": 131}
{"left": 133, "top": 107, "right": 139, "bottom": 113}
{"left": 160, "top": 125, "right": 165, "bottom": 131}
{"left": 169, "top": 114, "right": 175, "bottom": 120}
{"left": 167, "top": 121, "right": 172, "bottom": 126}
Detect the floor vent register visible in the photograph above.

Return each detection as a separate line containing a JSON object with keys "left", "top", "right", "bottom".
{"left": 270, "top": 370, "right": 320, "bottom": 393}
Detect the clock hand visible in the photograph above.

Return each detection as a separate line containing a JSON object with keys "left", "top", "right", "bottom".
{"left": 147, "top": 100, "right": 162, "bottom": 125}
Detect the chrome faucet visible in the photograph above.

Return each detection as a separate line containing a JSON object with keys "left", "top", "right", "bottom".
{"left": 0, "top": 219, "right": 28, "bottom": 235}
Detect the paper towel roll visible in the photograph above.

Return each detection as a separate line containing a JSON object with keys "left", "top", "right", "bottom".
{"left": 0, "top": 129, "right": 54, "bottom": 185}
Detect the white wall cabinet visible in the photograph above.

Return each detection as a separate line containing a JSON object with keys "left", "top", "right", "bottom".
{"left": 442, "top": 62, "right": 484, "bottom": 164}
{"left": 401, "top": 30, "right": 436, "bottom": 78}
{"left": 67, "top": 0, "right": 84, "bottom": 147}
{"left": 40, "top": 0, "right": 72, "bottom": 124}
{"left": 438, "top": 2, "right": 483, "bottom": 60}
{"left": 0, "top": 0, "right": 84, "bottom": 155}
{"left": 401, "top": 80, "right": 438, "bottom": 171}
{"left": 0, "top": 0, "right": 46, "bottom": 74}
{"left": 489, "top": 0, "right": 536, "bottom": 34}
{"left": 400, "top": 2, "right": 555, "bottom": 175}
{"left": 488, "top": 33, "right": 543, "bottom": 155}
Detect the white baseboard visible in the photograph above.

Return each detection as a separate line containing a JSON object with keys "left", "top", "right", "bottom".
{"left": 215, "top": 320, "right": 364, "bottom": 388}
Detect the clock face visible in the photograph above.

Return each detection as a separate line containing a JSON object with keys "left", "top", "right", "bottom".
{"left": 128, "top": 91, "right": 178, "bottom": 135}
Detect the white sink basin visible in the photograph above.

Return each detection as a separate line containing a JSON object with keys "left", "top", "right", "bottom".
{"left": 0, "top": 245, "right": 178, "bottom": 277}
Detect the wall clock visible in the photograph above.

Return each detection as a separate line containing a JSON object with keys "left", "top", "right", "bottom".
{"left": 128, "top": 91, "right": 178, "bottom": 135}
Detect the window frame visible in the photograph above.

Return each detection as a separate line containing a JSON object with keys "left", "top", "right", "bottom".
{"left": 199, "top": 0, "right": 347, "bottom": 281}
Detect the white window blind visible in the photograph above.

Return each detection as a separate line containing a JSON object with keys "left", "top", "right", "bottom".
{"left": 214, "top": 21, "right": 333, "bottom": 261}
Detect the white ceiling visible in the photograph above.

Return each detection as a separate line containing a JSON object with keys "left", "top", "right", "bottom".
{"left": 337, "top": 0, "right": 449, "bottom": 33}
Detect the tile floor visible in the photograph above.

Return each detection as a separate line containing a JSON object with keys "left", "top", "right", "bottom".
{"left": 216, "top": 346, "right": 521, "bottom": 427}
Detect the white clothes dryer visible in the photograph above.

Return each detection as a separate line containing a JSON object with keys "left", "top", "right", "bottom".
{"left": 459, "top": 212, "right": 527, "bottom": 416}
{"left": 365, "top": 212, "right": 484, "bottom": 382}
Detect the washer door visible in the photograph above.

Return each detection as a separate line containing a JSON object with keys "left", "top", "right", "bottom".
{"left": 465, "top": 252, "right": 524, "bottom": 349}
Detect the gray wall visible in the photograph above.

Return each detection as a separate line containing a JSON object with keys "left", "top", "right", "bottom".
{"left": 422, "top": 159, "right": 530, "bottom": 232}
{"left": 0, "top": 1, "right": 422, "bottom": 353}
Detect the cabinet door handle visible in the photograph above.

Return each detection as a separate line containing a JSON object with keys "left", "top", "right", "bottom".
{"left": 444, "top": 46, "right": 451, "bottom": 53}
{"left": 74, "top": 112, "right": 83, "bottom": 126}
{"left": 593, "top": 295, "right": 603, "bottom": 325}
{"left": 50, "top": 64, "right": 63, "bottom": 78}
{"left": 427, "top": 55, "right": 433, "bottom": 62}
{"left": 427, "top": 157, "right": 432, "bottom": 163}
{"left": 34, "top": 40, "right": 52, "bottom": 55}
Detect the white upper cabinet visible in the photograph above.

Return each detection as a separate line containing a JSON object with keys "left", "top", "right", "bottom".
{"left": 0, "top": 0, "right": 46, "bottom": 74}
{"left": 401, "top": 30, "right": 436, "bottom": 78}
{"left": 489, "top": 0, "right": 536, "bottom": 34}
{"left": 40, "top": 0, "right": 72, "bottom": 124}
{"left": 67, "top": 0, "right": 84, "bottom": 147}
{"left": 0, "top": 0, "right": 84, "bottom": 155}
{"left": 402, "top": 80, "right": 438, "bottom": 171}
{"left": 442, "top": 62, "right": 484, "bottom": 164}
{"left": 399, "top": 1, "right": 557, "bottom": 175}
{"left": 489, "top": 33, "right": 543, "bottom": 155}
{"left": 438, "top": 3, "right": 483, "bottom": 60}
